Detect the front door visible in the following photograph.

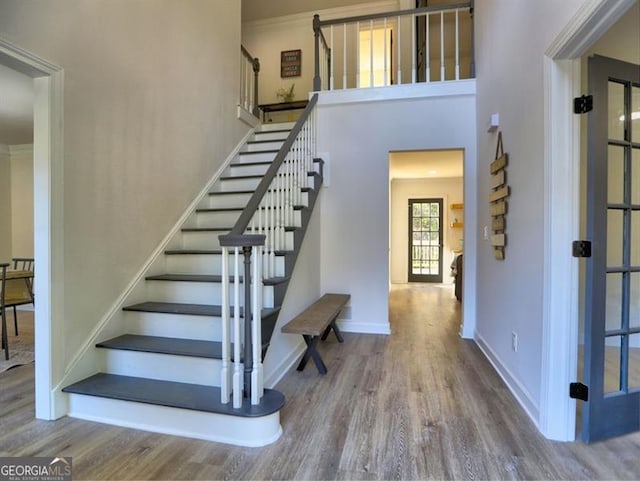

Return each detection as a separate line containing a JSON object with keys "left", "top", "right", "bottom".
{"left": 582, "top": 55, "right": 640, "bottom": 442}
{"left": 408, "top": 198, "right": 443, "bottom": 283}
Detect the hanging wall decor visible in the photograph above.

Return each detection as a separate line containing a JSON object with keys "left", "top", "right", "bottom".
{"left": 281, "top": 49, "right": 301, "bottom": 78}
{"left": 489, "top": 131, "right": 510, "bottom": 260}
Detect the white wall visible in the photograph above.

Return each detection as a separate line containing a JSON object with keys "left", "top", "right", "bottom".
{"left": 0, "top": 144, "right": 11, "bottom": 261}
{"left": 390, "top": 176, "right": 463, "bottom": 284}
{"left": 317, "top": 83, "right": 476, "bottom": 334}
{"left": 10, "top": 144, "right": 33, "bottom": 258}
{"left": 0, "top": 0, "right": 246, "bottom": 372}
{"left": 474, "top": 0, "right": 588, "bottom": 421}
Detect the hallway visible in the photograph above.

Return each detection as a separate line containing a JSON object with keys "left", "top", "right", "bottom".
{"left": 1, "top": 285, "right": 639, "bottom": 479}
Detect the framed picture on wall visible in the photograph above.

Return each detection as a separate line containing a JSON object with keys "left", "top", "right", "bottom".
{"left": 281, "top": 49, "right": 301, "bottom": 77}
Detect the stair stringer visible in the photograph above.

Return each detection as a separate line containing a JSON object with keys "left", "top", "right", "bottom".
{"left": 51, "top": 128, "right": 256, "bottom": 415}
{"left": 262, "top": 191, "right": 323, "bottom": 387}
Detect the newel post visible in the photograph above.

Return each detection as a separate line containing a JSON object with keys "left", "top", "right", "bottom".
{"left": 252, "top": 57, "right": 260, "bottom": 117}
{"left": 313, "top": 14, "right": 321, "bottom": 91}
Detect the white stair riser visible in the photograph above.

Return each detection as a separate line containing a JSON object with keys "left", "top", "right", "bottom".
{"left": 213, "top": 177, "right": 261, "bottom": 192}
{"left": 182, "top": 230, "right": 228, "bottom": 250}
{"left": 243, "top": 140, "right": 284, "bottom": 152}
{"left": 101, "top": 349, "right": 223, "bottom": 386}
{"left": 207, "top": 192, "right": 253, "bottom": 209}
{"left": 67, "top": 395, "right": 282, "bottom": 447}
{"left": 227, "top": 162, "right": 271, "bottom": 177}
{"left": 252, "top": 131, "right": 289, "bottom": 142}
{"left": 123, "top": 310, "right": 224, "bottom": 341}
{"left": 258, "top": 121, "right": 294, "bottom": 131}
{"left": 166, "top": 254, "right": 285, "bottom": 277}
{"left": 145, "top": 281, "right": 275, "bottom": 308}
{"left": 236, "top": 150, "right": 278, "bottom": 163}
{"left": 196, "top": 210, "right": 241, "bottom": 227}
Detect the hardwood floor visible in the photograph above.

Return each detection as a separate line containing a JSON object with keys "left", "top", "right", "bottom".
{"left": 1, "top": 287, "right": 640, "bottom": 480}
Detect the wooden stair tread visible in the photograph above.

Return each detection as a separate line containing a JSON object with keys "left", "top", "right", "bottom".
{"left": 122, "top": 301, "right": 279, "bottom": 318}
{"left": 220, "top": 174, "right": 263, "bottom": 180}
{"left": 146, "top": 274, "right": 238, "bottom": 282}
{"left": 164, "top": 249, "right": 287, "bottom": 256}
{"left": 208, "top": 190, "right": 254, "bottom": 196}
{"left": 238, "top": 150, "right": 279, "bottom": 155}
{"left": 195, "top": 207, "right": 243, "bottom": 213}
{"left": 181, "top": 227, "right": 233, "bottom": 232}
{"left": 63, "top": 373, "right": 285, "bottom": 417}
{"left": 97, "top": 334, "right": 224, "bottom": 359}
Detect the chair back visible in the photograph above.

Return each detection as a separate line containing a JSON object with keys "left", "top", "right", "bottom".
{"left": 12, "top": 258, "right": 34, "bottom": 271}
{"left": 0, "top": 263, "right": 8, "bottom": 307}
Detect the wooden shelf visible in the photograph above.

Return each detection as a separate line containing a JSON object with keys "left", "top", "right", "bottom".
{"left": 450, "top": 203, "right": 464, "bottom": 210}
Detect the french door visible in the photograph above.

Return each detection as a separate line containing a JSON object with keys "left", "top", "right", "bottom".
{"left": 582, "top": 55, "right": 640, "bottom": 442}
{"left": 408, "top": 198, "right": 443, "bottom": 283}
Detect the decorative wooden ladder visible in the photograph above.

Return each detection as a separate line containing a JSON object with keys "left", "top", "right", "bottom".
{"left": 63, "top": 95, "right": 322, "bottom": 447}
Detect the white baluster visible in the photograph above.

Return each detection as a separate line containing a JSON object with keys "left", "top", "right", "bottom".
{"left": 330, "top": 25, "right": 334, "bottom": 90}
{"left": 251, "top": 245, "right": 263, "bottom": 405}
{"left": 383, "top": 17, "right": 388, "bottom": 86}
{"left": 440, "top": 11, "right": 445, "bottom": 81}
{"left": 397, "top": 16, "right": 402, "bottom": 84}
{"left": 232, "top": 247, "right": 242, "bottom": 409}
{"left": 426, "top": 13, "right": 431, "bottom": 82}
{"left": 343, "top": 23, "right": 347, "bottom": 89}
{"left": 220, "top": 247, "right": 231, "bottom": 403}
{"left": 455, "top": 9, "right": 460, "bottom": 80}
{"left": 411, "top": 15, "right": 416, "bottom": 83}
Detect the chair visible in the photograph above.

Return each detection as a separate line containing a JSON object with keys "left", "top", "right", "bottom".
{"left": 1, "top": 263, "right": 10, "bottom": 360}
{"left": 8, "top": 258, "right": 35, "bottom": 336}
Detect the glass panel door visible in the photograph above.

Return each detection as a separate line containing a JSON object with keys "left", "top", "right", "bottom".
{"left": 582, "top": 55, "right": 640, "bottom": 442}
{"left": 408, "top": 198, "right": 443, "bottom": 283}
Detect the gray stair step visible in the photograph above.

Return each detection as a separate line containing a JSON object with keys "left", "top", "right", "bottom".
{"left": 145, "top": 274, "right": 289, "bottom": 287}
{"left": 122, "top": 301, "right": 279, "bottom": 318}
{"left": 208, "top": 190, "right": 255, "bottom": 196}
{"left": 238, "top": 150, "right": 279, "bottom": 156}
{"left": 97, "top": 334, "right": 224, "bottom": 359}
{"left": 181, "top": 227, "right": 232, "bottom": 232}
{"left": 195, "top": 208, "right": 243, "bottom": 213}
{"left": 164, "top": 249, "right": 287, "bottom": 255}
{"left": 63, "top": 373, "right": 285, "bottom": 417}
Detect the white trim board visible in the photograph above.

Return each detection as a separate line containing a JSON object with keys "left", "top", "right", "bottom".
{"left": 540, "top": 0, "right": 636, "bottom": 442}
{"left": 0, "top": 36, "right": 64, "bottom": 421}
{"left": 337, "top": 320, "right": 391, "bottom": 335}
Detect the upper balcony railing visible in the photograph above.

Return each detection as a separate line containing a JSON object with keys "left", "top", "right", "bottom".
{"left": 314, "top": 2, "right": 474, "bottom": 92}
{"left": 240, "top": 46, "right": 260, "bottom": 117}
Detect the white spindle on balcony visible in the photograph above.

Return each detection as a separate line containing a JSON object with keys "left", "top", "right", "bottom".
{"left": 313, "top": 3, "right": 473, "bottom": 90}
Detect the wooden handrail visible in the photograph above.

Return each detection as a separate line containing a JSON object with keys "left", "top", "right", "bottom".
{"left": 317, "top": 2, "right": 471, "bottom": 27}
{"left": 220, "top": 93, "right": 319, "bottom": 240}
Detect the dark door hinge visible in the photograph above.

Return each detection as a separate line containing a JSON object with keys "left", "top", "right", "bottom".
{"left": 574, "top": 95, "right": 593, "bottom": 114}
{"left": 570, "top": 382, "right": 589, "bottom": 401}
{"left": 572, "top": 240, "right": 592, "bottom": 258}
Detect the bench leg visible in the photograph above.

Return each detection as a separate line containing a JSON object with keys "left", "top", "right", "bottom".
{"left": 297, "top": 335, "right": 327, "bottom": 375}
{"left": 321, "top": 319, "right": 344, "bottom": 343}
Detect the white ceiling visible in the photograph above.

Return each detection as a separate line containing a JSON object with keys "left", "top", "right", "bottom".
{"left": 389, "top": 149, "right": 463, "bottom": 179}
{"left": 0, "top": 63, "right": 34, "bottom": 145}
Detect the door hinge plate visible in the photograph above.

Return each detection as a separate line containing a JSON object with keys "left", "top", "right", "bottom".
{"left": 574, "top": 95, "right": 593, "bottom": 114}
{"left": 572, "top": 240, "right": 592, "bottom": 258}
{"left": 570, "top": 382, "right": 589, "bottom": 401}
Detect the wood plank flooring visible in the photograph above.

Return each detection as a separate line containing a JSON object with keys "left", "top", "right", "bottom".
{"left": 2, "top": 287, "right": 640, "bottom": 480}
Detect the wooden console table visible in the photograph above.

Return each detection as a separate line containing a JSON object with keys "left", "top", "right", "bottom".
{"left": 258, "top": 100, "right": 309, "bottom": 122}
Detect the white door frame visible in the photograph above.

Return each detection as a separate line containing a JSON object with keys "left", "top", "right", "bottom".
{"left": 540, "top": 0, "right": 637, "bottom": 441}
{"left": 0, "top": 37, "right": 64, "bottom": 420}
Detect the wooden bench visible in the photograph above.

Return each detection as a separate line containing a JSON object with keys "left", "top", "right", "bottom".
{"left": 281, "top": 293, "right": 350, "bottom": 374}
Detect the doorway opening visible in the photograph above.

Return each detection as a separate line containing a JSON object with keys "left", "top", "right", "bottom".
{"left": 389, "top": 149, "right": 464, "bottom": 323}
{"left": 0, "top": 39, "right": 63, "bottom": 420}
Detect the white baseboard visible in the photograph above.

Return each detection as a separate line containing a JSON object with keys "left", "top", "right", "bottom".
{"left": 264, "top": 341, "right": 306, "bottom": 389}
{"left": 474, "top": 332, "right": 540, "bottom": 429}
{"left": 336, "top": 319, "right": 391, "bottom": 335}
{"left": 16, "top": 304, "right": 34, "bottom": 312}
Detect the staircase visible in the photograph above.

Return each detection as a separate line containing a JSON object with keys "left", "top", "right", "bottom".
{"left": 63, "top": 106, "right": 323, "bottom": 447}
